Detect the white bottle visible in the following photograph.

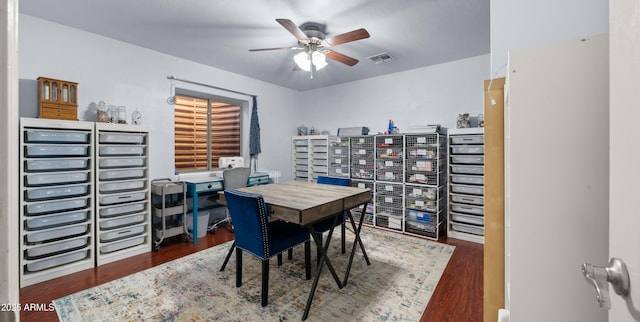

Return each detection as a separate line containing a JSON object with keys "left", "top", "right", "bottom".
{"left": 131, "top": 108, "right": 142, "bottom": 125}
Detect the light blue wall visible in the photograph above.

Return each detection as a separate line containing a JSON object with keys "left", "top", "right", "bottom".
{"left": 491, "top": 0, "right": 608, "bottom": 77}
{"left": 19, "top": 14, "right": 490, "bottom": 182}
{"left": 299, "top": 55, "right": 489, "bottom": 134}
{"left": 19, "top": 15, "right": 303, "bottom": 181}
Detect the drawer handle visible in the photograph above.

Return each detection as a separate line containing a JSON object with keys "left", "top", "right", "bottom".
{"left": 461, "top": 198, "right": 476, "bottom": 202}
{"left": 118, "top": 196, "right": 132, "bottom": 199}
{"left": 118, "top": 230, "right": 132, "bottom": 235}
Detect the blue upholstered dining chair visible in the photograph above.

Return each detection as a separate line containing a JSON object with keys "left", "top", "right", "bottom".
{"left": 221, "top": 189, "right": 311, "bottom": 307}
{"left": 313, "top": 176, "right": 350, "bottom": 260}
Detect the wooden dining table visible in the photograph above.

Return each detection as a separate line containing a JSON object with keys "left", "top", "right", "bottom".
{"left": 219, "top": 180, "right": 372, "bottom": 320}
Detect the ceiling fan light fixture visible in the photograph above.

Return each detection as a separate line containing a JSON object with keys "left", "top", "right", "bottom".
{"left": 294, "top": 51, "right": 327, "bottom": 72}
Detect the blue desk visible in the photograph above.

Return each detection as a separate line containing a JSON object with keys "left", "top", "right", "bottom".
{"left": 183, "top": 172, "right": 269, "bottom": 244}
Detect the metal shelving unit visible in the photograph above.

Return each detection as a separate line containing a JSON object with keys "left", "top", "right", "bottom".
{"left": 151, "top": 180, "right": 187, "bottom": 251}
{"left": 349, "top": 136, "right": 375, "bottom": 181}
{"left": 403, "top": 133, "right": 447, "bottom": 240}
{"left": 328, "top": 136, "right": 350, "bottom": 178}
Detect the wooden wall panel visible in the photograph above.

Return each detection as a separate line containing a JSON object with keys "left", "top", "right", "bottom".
{"left": 483, "top": 77, "right": 505, "bottom": 322}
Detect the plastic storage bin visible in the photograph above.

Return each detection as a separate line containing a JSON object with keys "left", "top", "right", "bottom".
{"left": 99, "top": 157, "right": 145, "bottom": 168}
{"left": 25, "top": 171, "right": 89, "bottom": 186}
{"left": 25, "top": 210, "right": 89, "bottom": 230}
{"left": 25, "top": 249, "right": 90, "bottom": 272}
{"left": 25, "top": 145, "right": 89, "bottom": 157}
{"left": 99, "top": 191, "right": 146, "bottom": 206}
{"left": 25, "top": 197, "right": 89, "bottom": 215}
{"left": 26, "top": 130, "right": 89, "bottom": 143}
{"left": 100, "top": 235, "right": 146, "bottom": 253}
{"left": 187, "top": 211, "right": 210, "bottom": 238}
{"left": 99, "top": 224, "right": 145, "bottom": 242}
{"left": 99, "top": 133, "right": 145, "bottom": 144}
{"left": 25, "top": 223, "right": 90, "bottom": 243}
{"left": 100, "top": 202, "right": 146, "bottom": 218}
{"left": 26, "top": 158, "right": 89, "bottom": 171}
{"left": 26, "top": 184, "right": 89, "bottom": 201}
{"left": 100, "top": 213, "right": 145, "bottom": 229}
{"left": 25, "top": 236, "right": 89, "bottom": 259}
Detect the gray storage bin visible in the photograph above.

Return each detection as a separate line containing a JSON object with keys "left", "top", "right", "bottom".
{"left": 26, "top": 130, "right": 89, "bottom": 143}
{"left": 451, "top": 222, "right": 484, "bottom": 236}
{"left": 99, "top": 224, "right": 145, "bottom": 242}
{"left": 99, "top": 145, "right": 145, "bottom": 156}
{"left": 25, "top": 223, "right": 89, "bottom": 243}
{"left": 26, "top": 184, "right": 89, "bottom": 201}
{"left": 100, "top": 213, "right": 145, "bottom": 229}
{"left": 26, "top": 158, "right": 89, "bottom": 171}
{"left": 25, "top": 249, "right": 89, "bottom": 272}
{"left": 99, "top": 169, "right": 145, "bottom": 180}
{"left": 99, "top": 191, "right": 146, "bottom": 206}
{"left": 450, "top": 184, "right": 484, "bottom": 195}
{"left": 99, "top": 180, "right": 146, "bottom": 193}
{"left": 25, "top": 145, "right": 89, "bottom": 157}
{"left": 25, "top": 210, "right": 89, "bottom": 230}
{"left": 450, "top": 193, "right": 484, "bottom": 205}
{"left": 100, "top": 202, "right": 146, "bottom": 218}
{"left": 451, "top": 212, "right": 485, "bottom": 226}
{"left": 450, "top": 203, "right": 484, "bottom": 215}
{"left": 100, "top": 235, "right": 146, "bottom": 253}
{"left": 99, "top": 157, "right": 145, "bottom": 168}
{"left": 451, "top": 155, "right": 484, "bottom": 164}
{"left": 451, "top": 145, "right": 484, "bottom": 154}
{"left": 451, "top": 174, "right": 484, "bottom": 185}
{"left": 25, "top": 171, "right": 89, "bottom": 186}
{"left": 450, "top": 165, "right": 484, "bottom": 175}
{"left": 25, "top": 236, "right": 89, "bottom": 258}
{"left": 26, "top": 197, "right": 89, "bottom": 215}
{"left": 99, "top": 133, "right": 145, "bottom": 144}
{"left": 450, "top": 135, "right": 484, "bottom": 145}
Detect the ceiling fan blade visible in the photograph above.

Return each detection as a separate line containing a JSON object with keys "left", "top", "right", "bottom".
{"left": 249, "top": 46, "right": 301, "bottom": 52}
{"left": 326, "top": 50, "right": 359, "bottom": 66}
{"left": 323, "top": 28, "right": 370, "bottom": 47}
{"left": 276, "top": 18, "right": 308, "bottom": 40}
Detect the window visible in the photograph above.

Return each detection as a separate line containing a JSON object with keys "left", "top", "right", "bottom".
{"left": 174, "top": 94, "right": 241, "bottom": 172}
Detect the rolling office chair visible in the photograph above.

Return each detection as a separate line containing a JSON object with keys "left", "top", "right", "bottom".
{"left": 208, "top": 167, "right": 251, "bottom": 232}
{"left": 221, "top": 190, "right": 311, "bottom": 306}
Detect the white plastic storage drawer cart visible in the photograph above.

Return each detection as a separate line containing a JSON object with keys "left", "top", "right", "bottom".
{"left": 448, "top": 127, "right": 485, "bottom": 244}
{"left": 19, "top": 117, "right": 95, "bottom": 287}
{"left": 95, "top": 123, "right": 151, "bottom": 265}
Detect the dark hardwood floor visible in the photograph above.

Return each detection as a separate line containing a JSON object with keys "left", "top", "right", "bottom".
{"left": 20, "top": 226, "right": 483, "bottom": 322}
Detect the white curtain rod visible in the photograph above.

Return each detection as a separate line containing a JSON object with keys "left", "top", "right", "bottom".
{"left": 166, "top": 76, "right": 257, "bottom": 98}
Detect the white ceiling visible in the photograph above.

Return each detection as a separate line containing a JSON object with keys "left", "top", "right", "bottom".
{"left": 19, "top": 0, "right": 490, "bottom": 92}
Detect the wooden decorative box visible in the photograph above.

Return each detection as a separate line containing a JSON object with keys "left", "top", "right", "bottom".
{"left": 37, "top": 77, "right": 78, "bottom": 121}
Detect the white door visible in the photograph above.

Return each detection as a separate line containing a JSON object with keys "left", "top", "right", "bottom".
{"left": 506, "top": 34, "right": 609, "bottom": 322}
{"left": 609, "top": 0, "right": 640, "bottom": 320}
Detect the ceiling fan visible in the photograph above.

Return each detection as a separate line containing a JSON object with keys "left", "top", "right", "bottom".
{"left": 249, "top": 19, "right": 370, "bottom": 78}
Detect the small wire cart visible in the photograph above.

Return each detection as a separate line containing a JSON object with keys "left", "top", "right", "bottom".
{"left": 151, "top": 179, "right": 187, "bottom": 251}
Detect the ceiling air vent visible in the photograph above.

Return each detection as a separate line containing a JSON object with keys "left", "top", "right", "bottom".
{"left": 367, "top": 52, "right": 395, "bottom": 64}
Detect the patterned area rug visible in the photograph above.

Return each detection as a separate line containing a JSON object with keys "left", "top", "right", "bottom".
{"left": 54, "top": 226, "right": 454, "bottom": 321}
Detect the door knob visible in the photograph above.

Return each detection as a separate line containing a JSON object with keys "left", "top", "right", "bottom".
{"left": 582, "top": 257, "right": 630, "bottom": 309}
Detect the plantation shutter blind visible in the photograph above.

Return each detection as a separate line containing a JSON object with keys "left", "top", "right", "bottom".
{"left": 210, "top": 101, "right": 241, "bottom": 167}
{"left": 175, "top": 96, "right": 208, "bottom": 170}
{"left": 174, "top": 95, "right": 241, "bottom": 171}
